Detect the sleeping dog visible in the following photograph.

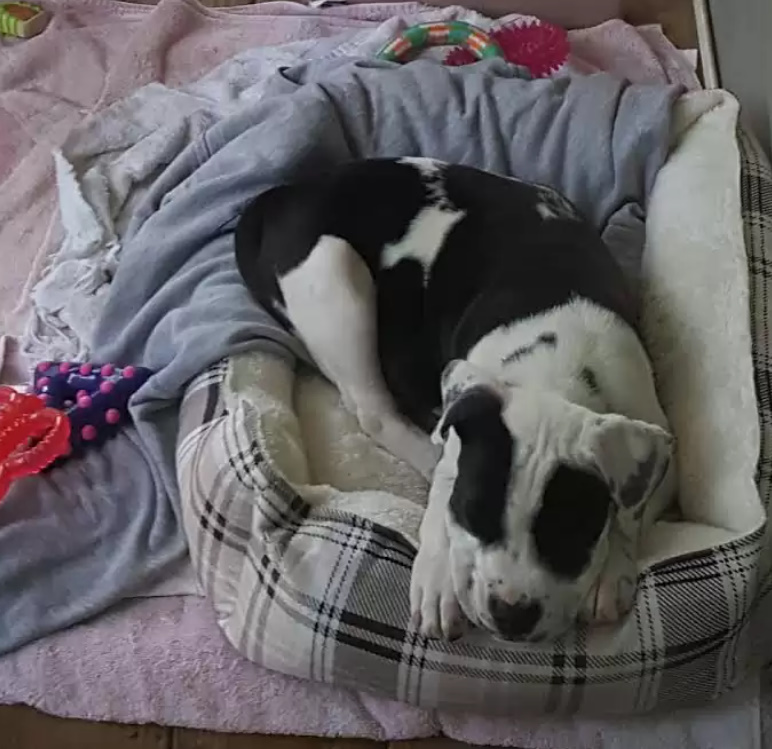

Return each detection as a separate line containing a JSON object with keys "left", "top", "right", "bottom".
{"left": 235, "top": 157, "right": 677, "bottom": 643}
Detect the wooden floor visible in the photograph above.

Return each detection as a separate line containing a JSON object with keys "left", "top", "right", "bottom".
{"left": 621, "top": 0, "right": 698, "bottom": 49}
{"left": 2, "top": 705, "right": 468, "bottom": 749}
{"left": 2, "top": 1, "right": 698, "bottom": 747}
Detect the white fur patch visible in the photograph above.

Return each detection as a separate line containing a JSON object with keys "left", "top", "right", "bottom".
{"left": 399, "top": 156, "right": 456, "bottom": 210}
{"left": 466, "top": 299, "right": 668, "bottom": 425}
{"left": 381, "top": 205, "right": 465, "bottom": 282}
{"left": 399, "top": 156, "right": 443, "bottom": 178}
{"left": 279, "top": 234, "right": 440, "bottom": 480}
{"left": 399, "top": 156, "right": 443, "bottom": 174}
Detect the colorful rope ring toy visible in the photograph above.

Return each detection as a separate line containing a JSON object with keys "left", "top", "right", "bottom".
{"left": 377, "top": 21, "right": 504, "bottom": 64}
{"left": 0, "top": 2, "right": 48, "bottom": 38}
{"left": 0, "top": 386, "right": 71, "bottom": 500}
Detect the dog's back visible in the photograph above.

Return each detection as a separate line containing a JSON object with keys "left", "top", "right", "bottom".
{"left": 235, "top": 157, "right": 638, "bottom": 428}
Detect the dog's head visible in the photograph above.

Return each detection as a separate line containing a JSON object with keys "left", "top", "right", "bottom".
{"left": 433, "top": 360, "right": 673, "bottom": 642}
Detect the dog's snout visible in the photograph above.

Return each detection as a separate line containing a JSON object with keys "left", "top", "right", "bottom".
{"left": 489, "top": 597, "right": 542, "bottom": 639}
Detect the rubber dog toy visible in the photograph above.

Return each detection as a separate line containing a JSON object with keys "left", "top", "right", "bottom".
{"left": 0, "top": 2, "right": 48, "bottom": 38}
{"left": 377, "top": 21, "right": 503, "bottom": 64}
{"left": 378, "top": 19, "right": 569, "bottom": 79}
{"left": 445, "top": 20, "right": 569, "bottom": 78}
{"left": 0, "top": 386, "right": 70, "bottom": 500}
{"left": 33, "top": 362, "right": 152, "bottom": 454}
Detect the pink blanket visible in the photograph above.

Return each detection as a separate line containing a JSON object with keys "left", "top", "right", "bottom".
{"left": 0, "top": 0, "right": 698, "bottom": 383}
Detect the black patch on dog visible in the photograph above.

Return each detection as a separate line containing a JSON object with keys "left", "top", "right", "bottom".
{"left": 432, "top": 164, "right": 638, "bottom": 360}
{"left": 234, "top": 160, "right": 432, "bottom": 314}
{"left": 444, "top": 387, "right": 513, "bottom": 546}
{"left": 531, "top": 465, "right": 611, "bottom": 579}
{"left": 616, "top": 449, "right": 665, "bottom": 510}
{"left": 579, "top": 367, "right": 601, "bottom": 395}
{"left": 502, "top": 332, "right": 558, "bottom": 365}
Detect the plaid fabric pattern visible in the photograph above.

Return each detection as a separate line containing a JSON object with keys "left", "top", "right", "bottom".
{"left": 177, "top": 131, "right": 772, "bottom": 715}
{"left": 743, "top": 129, "right": 772, "bottom": 663}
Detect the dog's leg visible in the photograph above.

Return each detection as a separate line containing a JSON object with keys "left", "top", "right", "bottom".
{"left": 585, "top": 454, "right": 676, "bottom": 624}
{"left": 411, "top": 446, "right": 465, "bottom": 639}
{"left": 377, "top": 264, "right": 442, "bottom": 434}
{"left": 584, "top": 522, "right": 638, "bottom": 624}
{"left": 279, "top": 235, "right": 440, "bottom": 479}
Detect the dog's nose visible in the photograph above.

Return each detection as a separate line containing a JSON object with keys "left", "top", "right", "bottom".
{"left": 489, "top": 597, "right": 542, "bottom": 639}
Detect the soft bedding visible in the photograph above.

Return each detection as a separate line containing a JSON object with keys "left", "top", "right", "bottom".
{"left": 87, "top": 54, "right": 686, "bottom": 715}
{"left": 174, "top": 90, "right": 765, "bottom": 715}
{"left": 16, "top": 4, "right": 700, "bottom": 368}
{"left": 0, "top": 0, "right": 701, "bottom": 660}
{"left": 0, "top": 0, "right": 755, "bottom": 724}
{"left": 0, "top": 0, "right": 699, "bottom": 379}
{"left": 1, "top": 121, "right": 769, "bottom": 744}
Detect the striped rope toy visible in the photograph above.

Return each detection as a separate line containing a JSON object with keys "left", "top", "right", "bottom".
{"left": 377, "top": 19, "right": 570, "bottom": 79}
{"left": 0, "top": 2, "right": 47, "bottom": 38}
{"left": 377, "top": 21, "right": 504, "bottom": 64}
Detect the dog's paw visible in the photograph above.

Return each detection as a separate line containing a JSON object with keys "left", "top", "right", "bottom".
{"left": 589, "top": 572, "right": 637, "bottom": 624}
{"left": 410, "top": 546, "right": 465, "bottom": 639}
{"left": 584, "top": 549, "right": 638, "bottom": 624}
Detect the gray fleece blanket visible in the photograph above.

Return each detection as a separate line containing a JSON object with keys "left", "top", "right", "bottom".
{"left": 0, "top": 58, "right": 680, "bottom": 655}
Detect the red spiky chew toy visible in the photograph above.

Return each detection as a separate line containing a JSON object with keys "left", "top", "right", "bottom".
{"left": 445, "top": 19, "right": 569, "bottom": 78}
{"left": 0, "top": 386, "right": 70, "bottom": 500}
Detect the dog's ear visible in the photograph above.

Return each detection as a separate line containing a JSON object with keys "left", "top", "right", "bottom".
{"left": 438, "top": 385, "right": 502, "bottom": 441}
{"left": 433, "top": 360, "right": 504, "bottom": 444}
{"left": 580, "top": 414, "right": 673, "bottom": 511}
{"left": 439, "top": 386, "right": 514, "bottom": 546}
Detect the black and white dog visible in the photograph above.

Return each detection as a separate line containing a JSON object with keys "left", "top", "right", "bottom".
{"left": 235, "top": 157, "right": 676, "bottom": 643}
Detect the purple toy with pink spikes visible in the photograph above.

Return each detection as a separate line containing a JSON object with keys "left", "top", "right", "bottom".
{"left": 32, "top": 362, "right": 152, "bottom": 455}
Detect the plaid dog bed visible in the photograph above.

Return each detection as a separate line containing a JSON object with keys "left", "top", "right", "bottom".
{"left": 176, "top": 124, "right": 771, "bottom": 715}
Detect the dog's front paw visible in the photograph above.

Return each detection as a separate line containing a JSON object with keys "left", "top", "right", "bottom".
{"left": 410, "top": 546, "right": 465, "bottom": 640}
{"left": 584, "top": 545, "right": 638, "bottom": 624}
{"left": 588, "top": 571, "right": 637, "bottom": 624}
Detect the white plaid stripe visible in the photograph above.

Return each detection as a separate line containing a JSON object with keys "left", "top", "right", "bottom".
{"left": 176, "top": 129, "right": 772, "bottom": 714}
